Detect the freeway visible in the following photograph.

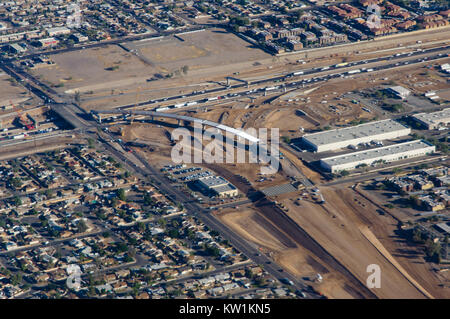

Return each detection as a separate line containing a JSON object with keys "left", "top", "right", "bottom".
{"left": 0, "top": 131, "right": 71, "bottom": 148}
{"left": 1, "top": 32, "right": 447, "bottom": 298}
{"left": 114, "top": 44, "right": 450, "bottom": 111}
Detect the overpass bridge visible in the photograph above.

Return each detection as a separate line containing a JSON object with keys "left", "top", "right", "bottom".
{"left": 91, "top": 109, "right": 260, "bottom": 143}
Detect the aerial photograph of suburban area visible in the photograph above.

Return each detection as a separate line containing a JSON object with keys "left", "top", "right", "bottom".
{"left": 0, "top": 0, "right": 449, "bottom": 306}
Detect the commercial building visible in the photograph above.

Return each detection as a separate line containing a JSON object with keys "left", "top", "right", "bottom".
{"left": 4, "top": 43, "right": 26, "bottom": 54}
{"left": 197, "top": 176, "right": 238, "bottom": 197}
{"left": 46, "top": 26, "right": 71, "bottom": 37}
{"left": 320, "top": 140, "right": 435, "bottom": 173}
{"left": 70, "top": 33, "right": 89, "bottom": 43}
{"left": 386, "top": 86, "right": 411, "bottom": 99}
{"left": 412, "top": 108, "right": 450, "bottom": 130}
{"left": 301, "top": 119, "right": 411, "bottom": 152}
{"left": 36, "top": 37, "right": 59, "bottom": 48}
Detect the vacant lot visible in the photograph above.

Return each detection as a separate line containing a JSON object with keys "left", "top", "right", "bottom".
{"left": 281, "top": 188, "right": 430, "bottom": 299}
{"left": 215, "top": 207, "right": 359, "bottom": 299}
{"left": 30, "top": 45, "right": 160, "bottom": 95}
{"left": 132, "top": 28, "right": 271, "bottom": 74}
{"left": 0, "top": 74, "right": 37, "bottom": 110}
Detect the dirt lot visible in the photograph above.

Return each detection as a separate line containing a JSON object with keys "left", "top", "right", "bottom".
{"left": 215, "top": 207, "right": 360, "bottom": 299}
{"left": 132, "top": 29, "right": 271, "bottom": 74}
{"left": 438, "top": 87, "right": 450, "bottom": 101}
{"left": 30, "top": 45, "right": 160, "bottom": 95}
{"left": 214, "top": 180, "right": 446, "bottom": 299}
{"left": 0, "top": 74, "right": 38, "bottom": 111}
{"left": 353, "top": 185, "right": 450, "bottom": 298}
{"left": 280, "top": 187, "right": 431, "bottom": 299}
{"left": 46, "top": 28, "right": 274, "bottom": 111}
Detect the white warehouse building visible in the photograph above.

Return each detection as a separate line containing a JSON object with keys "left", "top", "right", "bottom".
{"left": 320, "top": 140, "right": 435, "bottom": 173}
{"left": 302, "top": 119, "right": 411, "bottom": 152}
{"left": 412, "top": 108, "right": 450, "bottom": 130}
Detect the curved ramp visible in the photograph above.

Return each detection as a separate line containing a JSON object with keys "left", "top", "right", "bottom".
{"left": 93, "top": 109, "right": 259, "bottom": 143}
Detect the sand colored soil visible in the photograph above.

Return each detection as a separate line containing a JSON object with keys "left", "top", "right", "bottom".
{"left": 282, "top": 191, "right": 427, "bottom": 298}
{"left": 216, "top": 207, "right": 364, "bottom": 299}
{"left": 279, "top": 186, "right": 437, "bottom": 299}
{"left": 350, "top": 186, "right": 450, "bottom": 299}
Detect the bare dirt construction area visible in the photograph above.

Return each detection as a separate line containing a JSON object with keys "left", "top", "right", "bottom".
{"left": 133, "top": 28, "right": 271, "bottom": 76}
{"left": 352, "top": 185, "right": 450, "bottom": 298}
{"left": 438, "top": 87, "right": 450, "bottom": 102}
{"left": 215, "top": 207, "right": 358, "bottom": 299}
{"left": 171, "top": 100, "right": 319, "bottom": 141}
{"left": 30, "top": 45, "right": 159, "bottom": 95}
{"left": 393, "top": 58, "right": 450, "bottom": 94}
{"left": 215, "top": 181, "right": 444, "bottom": 298}
{"left": 280, "top": 187, "right": 431, "bottom": 299}
{"left": 116, "top": 122, "right": 175, "bottom": 159}
{"left": 0, "top": 74, "right": 38, "bottom": 110}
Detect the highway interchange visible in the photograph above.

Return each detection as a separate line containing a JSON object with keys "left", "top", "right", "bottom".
{"left": 0, "top": 30, "right": 449, "bottom": 299}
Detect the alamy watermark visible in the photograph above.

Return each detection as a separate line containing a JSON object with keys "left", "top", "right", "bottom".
{"left": 366, "top": 4, "right": 382, "bottom": 29}
{"left": 366, "top": 264, "right": 381, "bottom": 288}
{"left": 66, "top": 264, "right": 82, "bottom": 290}
{"left": 66, "top": 2, "right": 82, "bottom": 28}
{"left": 170, "top": 123, "right": 280, "bottom": 175}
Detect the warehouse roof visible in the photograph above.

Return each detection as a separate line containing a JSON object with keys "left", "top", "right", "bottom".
{"left": 198, "top": 176, "right": 229, "bottom": 188}
{"left": 321, "top": 140, "right": 434, "bottom": 166}
{"left": 412, "top": 108, "right": 450, "bottom": 127}
{"left": 212, "top": 184, "right": 237, "bottom": 194}
{"left": 387, "top": 86, "right": 411, "bottom": 96}
{"left": 302, "top": 119, "right": 409, "bottom": 147}
{"left": 435, "top": 222, "right": 450, "bottom": 234}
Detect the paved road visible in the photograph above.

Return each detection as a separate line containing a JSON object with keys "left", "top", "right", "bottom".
{"left": 3, "top": 38, "right": 448, "bottom": 299}
{"left": 109, "top": 44, "right": 450, "bottom": 111}
{"left": 102, "top": 139, "right": 316, "bottom": 296}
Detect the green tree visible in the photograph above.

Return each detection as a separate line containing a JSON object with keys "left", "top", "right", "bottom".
{"left": 76, "top": 220, "right": 88, "bottom": 233}
{"left": 116, "top": 188, "right": 126, "bottom": 201}
{"left": 281, "top": 136, "right": 291, "bottom": 143}
{"left": 87, "top": 138, "right": 95, "bottom": 149}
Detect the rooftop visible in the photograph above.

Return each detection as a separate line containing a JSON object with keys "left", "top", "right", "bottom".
{"left": 388, "top": 86, "right": 411, "bottom": 94}
{"left": 302, "top": 119, "right": 410, "bottom": 147}
{"left": 412, "top": 108, "right": 450, "bottom": 127}
{"left": 321, "top": 140, "right": 434, "bottom": 166}
{"left": 212, "top": 184, "right": 237, "bottom": 194}
{"left": 198, "top": 176, "right": 229, "bottom": 188}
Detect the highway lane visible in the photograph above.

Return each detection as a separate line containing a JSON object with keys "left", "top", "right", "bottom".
{"left": 2, "top": 41, "right": 449, "bottom": 120}
{"left": 1, "top": 36, "right": 447, "bottom": 298}
{"left": 114, "top": 44, "right": 450, "bottom": 111}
